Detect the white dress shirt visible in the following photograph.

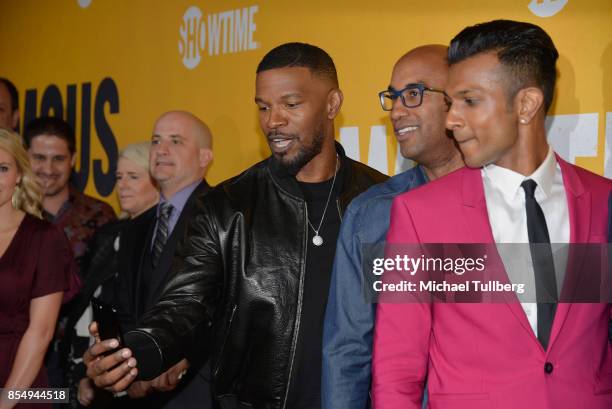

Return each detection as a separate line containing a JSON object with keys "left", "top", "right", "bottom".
{"left": 481, "top": 147, "right": 569, "bottom": 336}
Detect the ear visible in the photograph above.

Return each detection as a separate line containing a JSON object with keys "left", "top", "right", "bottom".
{"left": 70, "top": 153, "right": 77, "bottom": 167}
{"left": 199, "top": 148, "right": 213, "bottom": 169}
{"left": 327, "top": 89, "right": 343, "bottom": 120}
{"left": 516, "top": 87, "right": 544, "bottom": 125}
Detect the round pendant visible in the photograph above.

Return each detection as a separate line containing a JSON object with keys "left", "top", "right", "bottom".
{"left": 312, "top": 235, "right": 324, "bottom": 246}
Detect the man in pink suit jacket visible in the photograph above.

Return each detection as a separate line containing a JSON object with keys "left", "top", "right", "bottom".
{"left": 372, "top": 20, "right": 612, "bottom": 409}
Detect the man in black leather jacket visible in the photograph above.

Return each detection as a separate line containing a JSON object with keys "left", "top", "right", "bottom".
{"left": 84, "top": 42, "right": 387, "bottom": 409}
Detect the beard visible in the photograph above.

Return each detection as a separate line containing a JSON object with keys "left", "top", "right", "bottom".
{"left": 35, "top": 175, "right": 68, "bottom": 197}
{"left": 269, "top": 124, "right": 325, "bottom": 176}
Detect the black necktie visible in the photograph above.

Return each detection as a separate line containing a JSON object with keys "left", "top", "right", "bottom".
{"left": 521, "top": 179, "right": 557, "bottom": 350}
{"left": 152, "top": 202, "right": 173, "bottom": 267}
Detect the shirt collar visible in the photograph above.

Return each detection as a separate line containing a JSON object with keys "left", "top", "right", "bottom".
{"left": 482, "top": 146, "right": 556, "bottom": 201}
{"left": 43, "top": 186, "right": 76, "bottom": 222}
{"left": 158, "top": 180, "right": 201, "bottom": 216}
{"left": 414, "top": 164, "right": 429, "bottom": 184}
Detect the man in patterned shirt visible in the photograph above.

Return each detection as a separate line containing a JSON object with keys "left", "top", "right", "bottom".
{"left": 23, "top": 116, "right": 116, "bottom": 405}
{"left": 24, "top": 116, "right": 116, "bottom": 264}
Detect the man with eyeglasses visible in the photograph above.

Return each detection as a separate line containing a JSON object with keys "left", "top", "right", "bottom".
{"left": 322, "top": 44, "right": 463, "bottom": 409}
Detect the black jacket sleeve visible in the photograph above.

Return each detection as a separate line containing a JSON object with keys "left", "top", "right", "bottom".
{"left": 124, "top": 194, "right": 223, "bottom": 380}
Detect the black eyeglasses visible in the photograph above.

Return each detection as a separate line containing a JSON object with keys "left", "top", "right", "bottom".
{"left": 378, "top": 83, "right": 447, "bottom": 111}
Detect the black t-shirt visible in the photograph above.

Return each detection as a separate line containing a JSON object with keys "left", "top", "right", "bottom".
{"left": 286, "top": 170, "right": 344, "bottom": 409}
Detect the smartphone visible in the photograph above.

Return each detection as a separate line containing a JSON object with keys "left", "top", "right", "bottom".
{"left": 90, "top": 297, "right": 124, "bottom": 349}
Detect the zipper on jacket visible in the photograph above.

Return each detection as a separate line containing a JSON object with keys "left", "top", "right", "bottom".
{"left": 336, "top": 199, "right": 342, "bottom": 223}
{"left": 281, "top": 201, "right": 309, "bottom": 409}
{"left": 213, "top": 304, "right": 238, "bottom": 378}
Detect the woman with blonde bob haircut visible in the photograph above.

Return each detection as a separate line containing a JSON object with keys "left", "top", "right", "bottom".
{"left": 116, "top": 142, "right": 159, "bottom": 219}
{"left": 75, "top": 141, "right": 159, "bottom": 406}
{"left": 0, "top": 129, "right": 75, "bottom": 409}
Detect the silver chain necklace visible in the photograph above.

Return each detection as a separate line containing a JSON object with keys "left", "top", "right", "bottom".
{"left": 306, "top": 155, "right": 338, "bottom": 247}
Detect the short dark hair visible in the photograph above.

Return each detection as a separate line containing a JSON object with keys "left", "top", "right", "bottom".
{"left": 256, "top": 42, "right": 339, "bottom": 87}
{"left": 23, "top": 116, "right": 76, "bottom": 154}
{"left": 0, "top": 77, "right": 19, "bottom": 112}
{"left": 448, "top": 20, "right": 559, "bottom": 112}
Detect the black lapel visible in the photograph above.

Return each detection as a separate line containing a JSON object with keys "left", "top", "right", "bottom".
{"left": 127, "top": 211, "right": 155, "bottom": 292}
{"left": 131, "top": 207, "right": 157, "bottom": 318}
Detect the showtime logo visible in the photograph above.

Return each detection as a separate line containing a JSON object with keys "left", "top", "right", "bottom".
{"left": 528, "top": 0, "right": 568, "bottom": 17}
{"left": 178, "top": 5, "right": 259, "bottom": 69}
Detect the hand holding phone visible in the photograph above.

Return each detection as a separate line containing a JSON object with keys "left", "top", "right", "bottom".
{"left": 91, "top": 297, "right": 123, "bottom": 351}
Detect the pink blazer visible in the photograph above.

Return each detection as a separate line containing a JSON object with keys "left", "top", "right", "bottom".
{"left": 372, "top": 158, "right": 612, "bottom": 409}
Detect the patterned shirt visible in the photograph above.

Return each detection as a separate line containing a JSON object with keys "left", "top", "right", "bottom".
{"left": 43, "top": 186, "right": 116, "bottom": 269}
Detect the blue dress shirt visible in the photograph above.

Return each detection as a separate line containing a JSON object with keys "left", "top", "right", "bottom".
{"left": 322, "top": 166, "right": 427, "bottom": 409}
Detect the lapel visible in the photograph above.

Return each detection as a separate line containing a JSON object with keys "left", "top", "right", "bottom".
{"left": 460, "top": 168, "right": 542, "bottom": 346}
{"left": 546, "top": 155, "right": 590, "bottom": 350}
{"left": 143, "top": 181, "right": 211, "bottom": 310}
{"left": 124, "top": 206, "right": 156, "bottom": 319}
{"left": 459, "top": 167, "right": 493, "bottom": 243}
{"left": 461, "top": 158, "right": 593, "bottom": 352}
{"left": 557, "top": 155, "right": 590, "bottom": 243}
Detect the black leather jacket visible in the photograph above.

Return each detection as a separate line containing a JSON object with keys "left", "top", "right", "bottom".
{"left": 125, "top": 144, "right": 387, "bottom": 408}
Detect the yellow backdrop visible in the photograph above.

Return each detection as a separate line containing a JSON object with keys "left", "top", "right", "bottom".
{"left": 1, "top": 0, "right": 611, "bottom": 210}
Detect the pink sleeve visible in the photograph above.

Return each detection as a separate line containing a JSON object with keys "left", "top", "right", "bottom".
{"left": 372, "top": 197, "right": 431, "bottom": 409}
{"left": 31, "top": 224, "right": 75, "bottom": 299}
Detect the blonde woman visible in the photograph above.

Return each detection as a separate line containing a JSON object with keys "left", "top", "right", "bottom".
{"left": 116, "top": 142, "right": 160, "bottom": 218}
{"left": 74, "top": 142, "right": 159, "bottom": 406}
{"left": 0, "top": 129, "right": 74, "bottom": 409}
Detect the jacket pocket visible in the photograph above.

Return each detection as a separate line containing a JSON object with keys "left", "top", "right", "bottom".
{"left": 214, "top": 304, "right": 238, "bottom": 378}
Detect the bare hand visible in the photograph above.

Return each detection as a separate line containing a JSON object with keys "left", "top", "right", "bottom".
{"left": 77, "top": 378, "right": 95, "bottom": 407}
{"left": 151, "top": 359, "right": 190, "bottom": 392}
{"left": 83, "top": 321, "right": 138, "bottom": 392}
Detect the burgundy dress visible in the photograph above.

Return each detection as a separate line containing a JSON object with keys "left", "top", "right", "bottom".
{"left": 0, "top": 214, "right": 72, "bottom": 407}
